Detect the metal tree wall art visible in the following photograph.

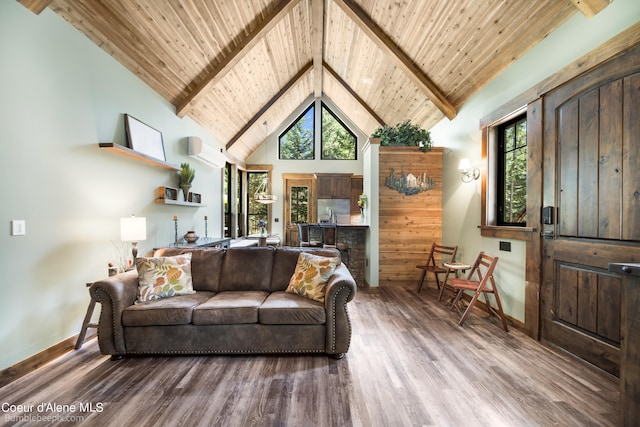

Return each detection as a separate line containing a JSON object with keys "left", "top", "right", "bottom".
{"left": 385, "top": 168, "right": 435, "bottom": 195}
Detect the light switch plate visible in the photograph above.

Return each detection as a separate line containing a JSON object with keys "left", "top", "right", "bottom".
{"left": 11, "top": 220, "right": 26, "bottom": 236}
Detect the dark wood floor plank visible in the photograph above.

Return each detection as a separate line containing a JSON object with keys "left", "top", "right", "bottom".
{"left": 0, "top": 283, "right": 618, "bottom": 426}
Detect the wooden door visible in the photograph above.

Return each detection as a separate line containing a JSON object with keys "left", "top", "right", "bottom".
{"left": 541, "top": 46, "right": 640, "bottom": 376}
{"left": 282, "top": 174, "right": 316, "bottom": 246}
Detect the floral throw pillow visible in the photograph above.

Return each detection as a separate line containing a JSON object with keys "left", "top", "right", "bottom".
{"left": 286, "top": 252, "right": 339, "bottom": 303}
{"left": 135, "top": 253, "right": 194, "bottom": 303}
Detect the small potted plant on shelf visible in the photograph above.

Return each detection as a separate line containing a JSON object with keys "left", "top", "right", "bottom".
{"left": 179, "top": 162, "right": 195, "bottom": 201}
{"left": 371, "top": 120, "right": 433, "bottom": 152}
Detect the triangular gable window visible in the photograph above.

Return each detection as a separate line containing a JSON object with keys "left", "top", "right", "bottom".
{"left": 279, "top": 104, "right": 314, "bottom": 160}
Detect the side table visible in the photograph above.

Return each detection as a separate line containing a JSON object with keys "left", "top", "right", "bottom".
{"left": 440, "top": 262, "right": 470, "bottom": 302}
{"left": 75, "top": 282, "right": 98, "bottom": 349}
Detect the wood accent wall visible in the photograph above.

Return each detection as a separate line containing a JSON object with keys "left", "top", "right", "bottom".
{"left": 378, "top": 147, "right": 443, "bottom": 285}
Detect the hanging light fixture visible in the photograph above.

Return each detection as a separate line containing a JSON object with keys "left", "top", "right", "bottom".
{"left": 254, "top": 121, "right": 278, "bottom": 204}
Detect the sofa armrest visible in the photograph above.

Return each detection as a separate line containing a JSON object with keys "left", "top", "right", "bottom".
{"left": 89, "top": 269, "right": 138, "bottom": 356}
{"left": 324, "top": 263, "right": 357, "bottom": 355}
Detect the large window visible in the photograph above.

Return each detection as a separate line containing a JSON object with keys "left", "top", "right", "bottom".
{"left": 247, "top": 171, "right": 269, "bottom": 235}
{"left": 497, "top": 115, "right": 527, "bottom": 226}
{"left": 278, "top": 102, "right": 357, "bottom": 160}
{"left": 224, "top": 163, "right": 231, "bottom": 237}
{"left": 321, "top": 103, "right": 357, "bottom": 160}
{"left": 224, "top": 163, "right": 243, "bottom": 237}
{"left": 279, "top": 105, "right": 314, "bottom": 160}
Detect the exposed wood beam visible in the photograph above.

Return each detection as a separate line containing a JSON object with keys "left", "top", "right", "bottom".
{"left": 569, "top": 0, "right": 610, "bottom": 18}
{"left": 226, "top": 61, "right": 313, "bottom": 150}
{"left": 333, "top": 0, "right": 456, "bottom": 120}
{"left": 176, "top": 0, "right": 300, "bottom": 118}
{"left": 323, "top": 61, "right": 385, "bottom": 127}
{"left": 17, "top": 0, "right": 52, "bottom": 14}
{"left": 312, "top": 0, "right": 325, "bottom": 97}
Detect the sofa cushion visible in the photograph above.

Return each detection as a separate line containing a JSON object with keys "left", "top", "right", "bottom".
{"left": 153, "top": 247, "right": 224, "bottom": 292}
{"left": 135, "top": 253, "right": 195, "bottom": 303}
{"left": 270, "top": 247, "right": 341, "bottom": 291}
{"left": 259, "top": 292, "right": 326, "bottom": 325}
{"left": 285, "top": 252, "right": 339, "bottom": 303}
{"left": 219, "top": 247, "right": 275, "bottom": 292}
{"left": 122, "top": 292, "right": 214, "bottom": 326}
{"left": 192, "top": 291, "right": 269, "bottom": 325}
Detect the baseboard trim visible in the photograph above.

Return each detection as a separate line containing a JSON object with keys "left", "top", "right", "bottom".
{"left": 0, "top": 331, "right": 96, "bottom": 388}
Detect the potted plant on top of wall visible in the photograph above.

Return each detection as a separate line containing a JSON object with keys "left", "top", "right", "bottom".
{"left": 371, "top": 119, "right": 433, "bottom": 152}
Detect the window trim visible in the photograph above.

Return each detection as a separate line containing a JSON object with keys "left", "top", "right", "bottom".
{"left": 480, "top": 105, "right": 535, "bottom": 240}
{"left": 320, "top": 102, "right": 357, "bottom": 160}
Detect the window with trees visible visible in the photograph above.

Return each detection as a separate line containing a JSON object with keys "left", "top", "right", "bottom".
{"left": 321, "top": 103, "right": 356, "bottom": 160}
{"left": 224, "top": 163, "right": 231, "bottom": 237}
{"left": 290, "top": 186, "right": 310, "bottom": 224}
{"left": 279, "top": 105, "right": 314, "bottom": 160}
{"left": 224, "top": 164, "right": 243, "bottom": 237}
{"left": 497, "top": 115, "right": 527, "bottom": 226}
{"left": 247, "top": 171, "right": 269, "bottom": 235}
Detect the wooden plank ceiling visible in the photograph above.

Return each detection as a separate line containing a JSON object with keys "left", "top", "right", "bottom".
{"left": 23, "top": 0, "right": 607, "bottom": 162}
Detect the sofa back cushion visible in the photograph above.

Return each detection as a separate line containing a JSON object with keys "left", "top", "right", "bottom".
{"left": 270, "top": 247, "right": 341, "bottom": 292}
{"left": 153, "top": 247, "right": 224, "bottom": 292}
{"left": 219, "top": 247, "right": 275, "bottom": 292}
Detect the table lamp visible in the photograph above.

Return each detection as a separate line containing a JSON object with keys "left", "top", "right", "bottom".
{"left": 120, "top": 215, "right": 147, "bottom": 262}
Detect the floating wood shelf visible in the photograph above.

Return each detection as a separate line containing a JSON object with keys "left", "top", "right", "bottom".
{"left": 154, "top": 198, "right": 206, "bottom": 207}
{"left": 99, "top": 143, "right": 179, "bottom": 171}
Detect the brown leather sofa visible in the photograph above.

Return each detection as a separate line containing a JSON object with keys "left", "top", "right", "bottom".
{"left": 90, "top": 246, "right": 357, "bottom": 360}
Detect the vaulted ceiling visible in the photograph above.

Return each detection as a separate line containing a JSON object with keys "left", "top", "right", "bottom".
{"left": 21, "top": 0, "right": 610, "bottom": 162}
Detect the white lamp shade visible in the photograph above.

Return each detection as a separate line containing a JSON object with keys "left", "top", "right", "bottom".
{"left": 458, "top": 158, "right": 472, "bottom": 170}
{"left": 120, "top": 216, "right": 147, "bottom": 242}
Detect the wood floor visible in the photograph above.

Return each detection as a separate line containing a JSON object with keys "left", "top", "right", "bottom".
{"left": 0, "top": 284, "right": 619, "bottom": 427}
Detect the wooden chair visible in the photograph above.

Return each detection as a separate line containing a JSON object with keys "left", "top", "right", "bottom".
{"left": 449, "top": 252, "right": 508, "bottom": 332}
{"left": 416, "top": 243, "right": 457, "bottom": 292}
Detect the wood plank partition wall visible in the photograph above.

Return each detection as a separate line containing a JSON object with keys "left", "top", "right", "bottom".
{"left": 378, "top": 147, "right": 443, "bottom": 285}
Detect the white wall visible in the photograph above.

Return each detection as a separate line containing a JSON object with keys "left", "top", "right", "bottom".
{"left": 0, "top": 3, "right": 224, "bottom": 370}
{"left": 430, "top": 0, "right": 640, "bottom": 322}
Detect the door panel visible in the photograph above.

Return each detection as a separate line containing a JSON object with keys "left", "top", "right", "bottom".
{"left": 542, "top": 48, "right": 640, "bottom": 376}
{"left": 623, "top": 74, "right": 640, "bottom": 240}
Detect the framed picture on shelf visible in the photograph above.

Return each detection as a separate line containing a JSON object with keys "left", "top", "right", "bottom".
{"left": 189, "top": 192, "right": 202, "bottom": 204}
{"left": 124, "top": 114, "right": 166, "bottom": 162}
{"left": 159, "top": 186, "right": 178, "bottom": 201}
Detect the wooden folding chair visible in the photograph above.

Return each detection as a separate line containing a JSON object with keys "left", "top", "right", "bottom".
{"left": 449, "top": 252, "right": 508, "bottom": 332}
{"left": 416, "top": 243, "right": 457, "bottom": 292}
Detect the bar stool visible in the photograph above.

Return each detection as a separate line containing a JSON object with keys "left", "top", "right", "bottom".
{"left": 321, "top": 224, "right": 349, "bottom": 266}
{"left": 297, "top": 223, "right": 321, "bottom": 247}
{"left": 75, "top": 282, "right": 99, "bottom": 349}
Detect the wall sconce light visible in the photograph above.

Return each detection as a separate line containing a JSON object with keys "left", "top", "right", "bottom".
{"left": 121, "top": 215, "right": 147, "bottom": 262}
{"left": 458, "top": 158, "right": 480, "bottom": 183}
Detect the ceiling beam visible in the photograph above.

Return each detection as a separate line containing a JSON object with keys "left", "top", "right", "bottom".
{"left": 226, "top": 61, "right": 313, "bottom": 150}
{"left": 569, "top": 0, "right": 610, "bottom": 18}
{"left": 333, "top": 0, "right": 456, "bottom": 120}
{"left": 176, "top": 0, "right": 300, "bottom": 118}
{"left": 312, "top": 0, "right": 325, "bottom": 97}
{"left": 323, "top": 62, "right": 385, "bottom": 127}
{"left": 17, "top": 0, "right": 52, "bottom": 14}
